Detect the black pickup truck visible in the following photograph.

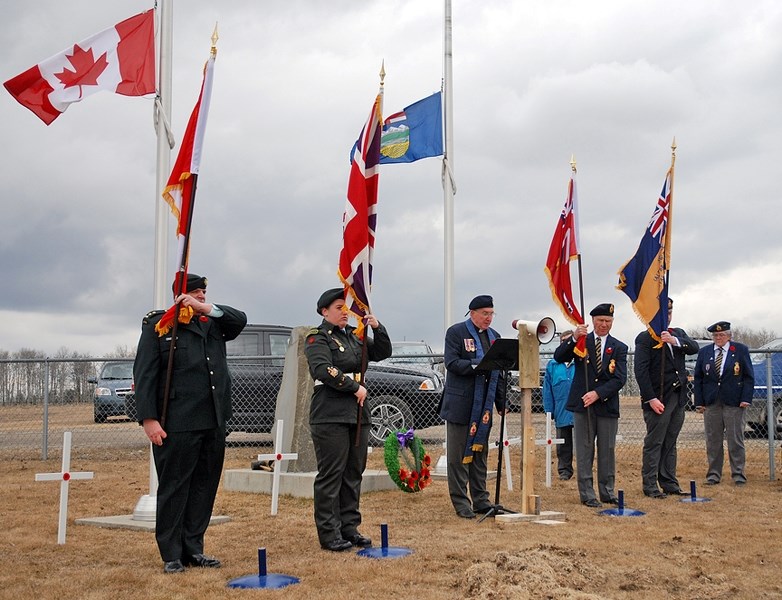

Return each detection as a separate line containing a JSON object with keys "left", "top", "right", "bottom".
{"left": 127, "top": 324, "right": 445, "bottom": 445}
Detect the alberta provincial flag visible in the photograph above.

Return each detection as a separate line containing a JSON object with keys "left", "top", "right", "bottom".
{"left": 339, "top": 92, "right": 383, "bottom": 338}
{"left": 379, "top": 91, "right": 442, "bottom": 164}
{"left": 617, "top": 168, "right": 673, "bottom": 343}
{"left": 3, "top": 10, "right": 155, "bottom": 125}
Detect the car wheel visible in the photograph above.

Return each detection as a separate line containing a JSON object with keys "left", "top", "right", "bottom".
{"left": 367, "top": 395, "right": 414, "bottom": 446}
{"left": 93, "top": 406, "right": 107, "bottom": 423}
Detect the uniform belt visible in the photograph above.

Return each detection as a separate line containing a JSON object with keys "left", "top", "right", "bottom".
{"left": 313, "top": 372, "right": 360, "bottom": 387}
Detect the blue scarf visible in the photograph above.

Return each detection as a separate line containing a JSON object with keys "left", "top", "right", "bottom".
{"left": 463, "top": 319, "right": 500, "bottom": 464}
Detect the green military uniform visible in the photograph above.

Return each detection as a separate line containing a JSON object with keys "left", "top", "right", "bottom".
{"left": 133, "top": 303, "right": 246, "bottom": 563}
{"left": 304, "top": 319, "right": 392, "bottom": 547}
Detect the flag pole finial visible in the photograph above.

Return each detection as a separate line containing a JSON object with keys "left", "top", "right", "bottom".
{"left": 671, "top": 136, "right": 677, "bottom": 166}
{"left": 570, "top": 154, "right": 577, "bottom": 173}
{"left": 379, "top": 60, "right": 386, "bottom": 86}
{"left": 210, "top": 23, "right": 219, "bottom": 57}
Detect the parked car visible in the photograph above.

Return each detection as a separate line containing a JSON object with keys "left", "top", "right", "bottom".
{"left": 380, "top": 340, "right": 445, "bottom": 375}
{"left": 127, "top": 324, "right": 444, "bottom": 445}
{"left": 88, "top": 361, "right": 133, "bottom": 423}
{"left": 745, "top": 338, "right": 782, "bottom": 437}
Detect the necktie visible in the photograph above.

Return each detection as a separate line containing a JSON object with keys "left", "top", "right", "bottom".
{"left": 594, "top": 336, "right": 603, "bottom": 372}
{"left": 715, "top": 346, "right": 723, "bottom": 376}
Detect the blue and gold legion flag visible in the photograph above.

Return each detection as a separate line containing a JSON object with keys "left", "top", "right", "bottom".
{"left": 616, "top": 168, "right": 673, "bottom": 343}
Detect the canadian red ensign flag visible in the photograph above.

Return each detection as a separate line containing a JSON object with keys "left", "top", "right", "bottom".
{"left": 3, "top": 10, "right": 155, "bottom": 125}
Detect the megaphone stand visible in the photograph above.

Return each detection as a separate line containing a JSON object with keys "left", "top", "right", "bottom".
{"left": 474, "top": 339, "right": 519, "bottom": 522}
{"left": 494, "top": 319, "right": 566, "bottom": 525}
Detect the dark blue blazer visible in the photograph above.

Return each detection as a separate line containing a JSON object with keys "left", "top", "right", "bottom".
{"left": 693, "top": 341, "right": 753, "bottom": 407}
{"left": 553, "top": 332, "right": 628, "bottom": 418}
{"left": 439, "top": 321, "right": 506, "bottom": 425}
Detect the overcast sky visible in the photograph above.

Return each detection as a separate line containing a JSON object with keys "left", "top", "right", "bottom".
{"left": 1, "top": 0, "right": 780, "bottom": 356}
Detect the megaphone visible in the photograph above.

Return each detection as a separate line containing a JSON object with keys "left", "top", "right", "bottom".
{"left": 511, "top": 317, "right": 557, "bottom": 344}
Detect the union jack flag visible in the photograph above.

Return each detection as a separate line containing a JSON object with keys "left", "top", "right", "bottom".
{"left": 617, "top": 167, "right": 674, "bottom": 343}
{"left": 338, "top": 92, "right": 383, "bottom": 338}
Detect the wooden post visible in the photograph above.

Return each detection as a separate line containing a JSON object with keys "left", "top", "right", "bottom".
{"left": 517, "top": 325, "right": 540, "bottom": 514}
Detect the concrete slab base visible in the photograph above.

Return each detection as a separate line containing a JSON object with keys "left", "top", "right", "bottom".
{"left": 75, "top": 514, "right": 230, "bottom": 532}
{"left": 495, "top": 510, "right": 566, "bottom": 524}
{"left": 223, "top": 468, "right": 396, "bottom": 498}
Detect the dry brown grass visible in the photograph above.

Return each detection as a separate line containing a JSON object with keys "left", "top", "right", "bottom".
{"left": 3, "top": 439, "right": 782, "bottom": 600}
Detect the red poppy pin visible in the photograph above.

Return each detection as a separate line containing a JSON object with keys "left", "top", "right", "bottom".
{"left": 606, "top": 347, "right": 613, "bottom": 355}
{"left": 729, "top": 345, "right": 735, "bottom": 351}
{"left": 307, "top": 336, "right": 316, "bottom": 344}
{"left": 199, "top": 315, "right": 209, "bottom": 322}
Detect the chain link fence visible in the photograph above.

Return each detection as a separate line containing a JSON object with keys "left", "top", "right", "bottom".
{"left": 2, "top": 350, "right": 780, "bottom": 481}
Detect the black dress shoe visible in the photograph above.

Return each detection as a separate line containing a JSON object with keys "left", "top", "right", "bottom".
{"left": 644, "top": 490, "right": 667, "bottom": 499}
{"left": 602, "top": 497, "right": 620, "bottom": 505}
{"left": 346, "top": 533, "right": 372, "bottom": 547}
{"left": 456, "top": 509, "right": 476, "bottom": 519}
{"left": 582, "top": 499, "right": 602, "bottom": 508}
{"left": 163, "top": 560, "right": 185, "bottom": 574}
{"left": 183, "top": 554, "right": 221, "bottom": 568}
{"left": 473, "top": 505, "right": 494, "bottom": 514}
{"left": 704, "top": 479, "right": 720, "bottom": 486}
{"left": 664, "top": 489, "right": 690, "bottom": 496}
{"left": 559, "top": 473, "right": 573, "bottom": 480}
{"left": 321, "top": 538, "right": 353, "bottom": 552}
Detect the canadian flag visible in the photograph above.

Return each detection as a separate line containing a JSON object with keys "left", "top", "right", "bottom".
{"left": 3, "top": 10, "right": 155, "bottom": 125}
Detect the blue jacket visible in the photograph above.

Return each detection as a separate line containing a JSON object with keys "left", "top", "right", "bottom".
{"left": 542, "top": 359, "right": 574, "bottom": 428}
{"left": 439, "top": 320, "right": 506, "bottom": 425}
{"left": 693, "top": 341, "right": 753, "bottom": 408}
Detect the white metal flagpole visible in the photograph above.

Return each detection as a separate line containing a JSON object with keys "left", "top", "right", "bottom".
{"left": 436, "top": 0, "right": 456, "bottom": 478}
{"left": 134, "top": 0, "right": 174, "bottom": 522}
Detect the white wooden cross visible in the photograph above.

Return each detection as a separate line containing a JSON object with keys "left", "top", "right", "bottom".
{"left": 497, "top": 418, "right": 521, "bottom": 491}
{"left": 256, "top": 420, "right": 298, "bottom": 516}
{"left": 35, "top": 431, "right": 94, "bottom": 544}
{"left": 534, "top": 412, "right": 565, "bottom": 488}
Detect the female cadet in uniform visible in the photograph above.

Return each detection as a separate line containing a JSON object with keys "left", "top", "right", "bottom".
{"left": 304, "top": 288, "right": 392, "bottom": 551}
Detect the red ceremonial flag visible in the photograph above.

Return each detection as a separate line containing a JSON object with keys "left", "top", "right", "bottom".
{"left": 155, "top": 54, "right": 215, "bottom": 337}
{"left": 544, "top": 172, "right": 587, "bottom": 356}
{"left": 3, "top": 10, "right": 155, "bottom": 125}
{"left": 338, "top": 92, "right": 383, "bottom": 339}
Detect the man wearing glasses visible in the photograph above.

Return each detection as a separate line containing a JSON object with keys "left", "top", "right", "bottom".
{"left": 693, "top": 321, "right": 754, "bottom": 486}
{"left": 440, "top": 295, "right": 506, "bottom": 519}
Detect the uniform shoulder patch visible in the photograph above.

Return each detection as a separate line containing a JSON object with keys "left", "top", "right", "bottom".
{"left": 142, "top": 309, "right": 165, "bottom": 325}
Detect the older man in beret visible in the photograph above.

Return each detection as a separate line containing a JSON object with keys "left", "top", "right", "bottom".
{"left": 440, "top": 295, "right": 507, "bottom": 519}
{"left": 304, "top": 287, "right": 392, "bottom": 551}
{"left": 554, "top": 303, "right": 628, "bottom": 508}
{"left": 133, "top": 273, "right": 247, "bottom": 573}
{"left": 693, "top": 321, "right": 753, "bottom": 485}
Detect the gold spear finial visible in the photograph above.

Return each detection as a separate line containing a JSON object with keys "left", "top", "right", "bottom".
{"left": 671, "top": 136, "right": 677, "bottom": 155}
{"left": 379, "top": 60, "right": 386, "bottom": 86}
{"left": 210, "top": 22, "right": 219, "bottom": 58}
{"left": 570, "top": 154, "right": 577, "bottom": 173}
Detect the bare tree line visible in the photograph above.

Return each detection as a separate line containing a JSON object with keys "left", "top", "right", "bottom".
{"left": 0, "top": 345, "right": 135, "bottom": 406}
{"left": 686, "top": 326, "right": 778, "bottom": 349}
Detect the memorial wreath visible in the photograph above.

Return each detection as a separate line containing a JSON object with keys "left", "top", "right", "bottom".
{"left": 384, "top": 429, "right": 432, "bottom": 493}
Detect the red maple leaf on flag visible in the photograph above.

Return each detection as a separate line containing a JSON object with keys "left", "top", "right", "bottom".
{"left": 54, "top": 45, "right": 109, "bottom": 97}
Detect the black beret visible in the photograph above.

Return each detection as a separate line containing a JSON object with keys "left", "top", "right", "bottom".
{"left": 589, "top": 303, "right": 614, "bottom": 317}
{"left": 317, "top": 288, "right": 344, "bottom": 314}
{"left": 707, "top": 321, "right": 731, "bottom": 333}
{"left": 172, "top": 273, "right": 207, "bottom": 294}
{"left": 468, "top": 295, "right": 494, "bottom": 311}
